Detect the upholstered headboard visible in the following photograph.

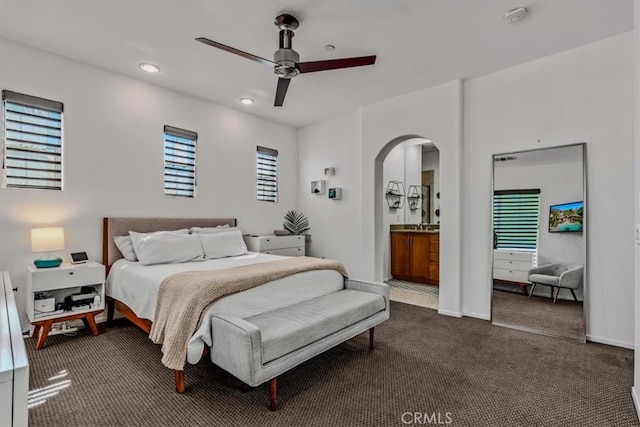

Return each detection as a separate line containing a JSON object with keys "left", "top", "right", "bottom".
{"left": 102, "top": 217, "right": 237, "bottom": 268}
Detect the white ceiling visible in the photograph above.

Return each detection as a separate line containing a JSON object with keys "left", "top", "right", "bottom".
{"left": 0, "top": 0, "right": 633, "bottom": 128}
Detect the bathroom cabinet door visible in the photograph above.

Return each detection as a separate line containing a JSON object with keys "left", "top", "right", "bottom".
{"left": 390, "top": 233, "right": 411, "bottom": 279}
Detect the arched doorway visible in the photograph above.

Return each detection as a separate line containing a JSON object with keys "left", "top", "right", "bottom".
{"left": 375, "top": 136, "right": 441, "bottom": 309}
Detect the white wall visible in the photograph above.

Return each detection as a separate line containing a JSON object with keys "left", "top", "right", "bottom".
{"left": 633, "top": 0, "right": 640, "bottom": 417}
{"left": 297, "top": 111, "right": 364, "bottom": 278}
{"left": 463, "top": 32, "right": 635, "bottom": 348}
{"left": 0, "top": 38, "right": 298, "bottom": 326}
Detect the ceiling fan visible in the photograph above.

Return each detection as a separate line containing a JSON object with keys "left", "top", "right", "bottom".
{"left": 196, "top": 13, "right": 376, "bottom": 107}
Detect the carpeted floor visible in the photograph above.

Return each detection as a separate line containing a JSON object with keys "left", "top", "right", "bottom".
{"left": 492, "top": 289, "right": 585, "bottom": 340}
{"left": 26, "top": 301, "right": 637, "bottom": 427}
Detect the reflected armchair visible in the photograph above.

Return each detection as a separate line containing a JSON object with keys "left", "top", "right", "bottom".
{"left": 528, "top": 263, "right": 583, "bottom": 304}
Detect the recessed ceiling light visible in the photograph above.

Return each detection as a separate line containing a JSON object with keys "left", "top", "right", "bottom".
{"left": 139, "top": 63, "right": 161, "bottom": 73}
{"left": 239, "top": 97, "right": 255, "bottom": 105}
{"left": 324, "top": 44, "right": 335, "bottom": 51}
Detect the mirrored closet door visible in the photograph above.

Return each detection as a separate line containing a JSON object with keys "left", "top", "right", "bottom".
{"left": 491, "top": 143, "right": 586, "bottom": 341}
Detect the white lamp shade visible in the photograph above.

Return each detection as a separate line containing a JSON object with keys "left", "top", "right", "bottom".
{"left": 31, "top": 227, "right": 65, "bottom": 252}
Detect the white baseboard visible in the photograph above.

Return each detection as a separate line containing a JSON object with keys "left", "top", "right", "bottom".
{"left": 586, "top": 334, "right": 634, "bottom": 350}
{"left": 438, "top": 308, "right": 462, "bottom": 318}
{"left": 632, "top": 387, "right": 640, "bottom": 421}
{"left": 463, "top": 311, "right": 491, "bottom": 321}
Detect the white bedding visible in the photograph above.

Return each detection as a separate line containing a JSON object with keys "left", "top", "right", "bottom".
{"left": 105, "top": 253, "right": 345, "bottom": 364}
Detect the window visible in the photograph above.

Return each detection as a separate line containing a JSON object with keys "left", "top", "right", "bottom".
{"left": 2, "top": 90, "right": 63, "bottom": 190}
{"left": 256, "top": 146, "right": 278, "bottom": 202}
{"left": 163, "top": 125, "right": 197, "bottom": 198}
{"left": 493, "top": 189, "right": 541, "bottom": 251}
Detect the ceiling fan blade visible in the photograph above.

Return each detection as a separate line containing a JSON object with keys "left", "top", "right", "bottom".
{"left": 196, "top": 37, "right": 276, "bottom": 68}
{"left": 274, "top": 78, "right": 291, "bottom": 107}
{"left": 297, "top": 55, "right": 376, "bottom": 74}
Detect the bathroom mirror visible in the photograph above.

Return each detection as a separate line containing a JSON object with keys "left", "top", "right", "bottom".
{"left": 491, "top": 143, "right": 586, "bottom": 341}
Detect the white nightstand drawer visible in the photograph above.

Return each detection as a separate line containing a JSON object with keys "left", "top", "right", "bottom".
{"left": 30, "top": 263, "right": 104, "bottom": 292}
{"left": 493, "top": 268, "right": 529, "bottom": 283}
{"left": 493, "top": 250, "right": 533, "bottom": 262}
{"left": 244, "top": 235, "right": 304, "bottom": 251}
{"left": 493, "top": 259, "right": 532, "bottom": 272}
{"left": 262, "top": 247, "right": 305, "bottom": 257}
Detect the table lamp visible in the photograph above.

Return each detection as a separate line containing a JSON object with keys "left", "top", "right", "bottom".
{"left": 31, "top": 227, "right": 65, "bottom": 268}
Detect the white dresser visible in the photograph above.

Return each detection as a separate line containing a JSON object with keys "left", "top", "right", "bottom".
{"left": 493, "top": 250, "right": 535, "bottom": 292}
{"left": 0, "top": 272, "right": 29, "bottom": 427}
{"left": 244, "top": 235, "right": 305, "bottom": 257}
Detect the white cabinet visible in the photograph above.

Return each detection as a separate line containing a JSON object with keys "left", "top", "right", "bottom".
{"left": 493, "top": 250, "right": 534, "bottom": 283}
{"left": 1, "top": 272, "right": 28, "bottom": 427}
{"left": 244, "top": 235, "right": 305, "bottom": 256}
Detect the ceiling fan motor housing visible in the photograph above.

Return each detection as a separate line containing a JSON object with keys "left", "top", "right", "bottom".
{"left": 274, "top": 29, "right": 300, "bottom": 78}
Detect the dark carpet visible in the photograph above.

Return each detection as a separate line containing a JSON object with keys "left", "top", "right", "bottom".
{"left": 492, "top": 289, "right": 585, "bottom": 340}
{"left": 26, "top": 301, "right": 637, "bottom": 427}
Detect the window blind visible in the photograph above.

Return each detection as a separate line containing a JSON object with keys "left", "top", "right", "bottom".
{"left": 164, "top": 125, "right": 197, "bottom": 198}
{"left": 257, "top": 146, "right": 278, "bottom": 203}
{"left": 493, "top": 189, "right": 541, "bottom": 251}
{"left": 2, "top": 90, "right": 64, "bottom": 190}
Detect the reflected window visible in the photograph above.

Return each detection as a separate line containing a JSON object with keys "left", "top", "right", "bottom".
{"left": 493, "top": 189, "right": 540, "bottom": 251}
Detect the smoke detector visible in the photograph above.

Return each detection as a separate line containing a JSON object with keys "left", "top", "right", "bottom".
{"left": 504, "top": 7, "right": 528, "bottom": 24}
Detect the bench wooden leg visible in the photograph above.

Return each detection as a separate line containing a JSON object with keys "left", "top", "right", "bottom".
{"left": 174, "top": 370, "right": 185, "bottom": 393}
{"left": 269, "top": 377, "right": 277, "bottom": 411}
{"left": 369, "top": 327, "right": 375, "bottom": 350}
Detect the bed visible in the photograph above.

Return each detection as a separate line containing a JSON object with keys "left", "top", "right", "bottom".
{"left": 103, "top": 217, "right": 346, "bottom": 393}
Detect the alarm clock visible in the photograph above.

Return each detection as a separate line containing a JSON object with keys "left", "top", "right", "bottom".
{"left": 70, "top": 251, "right": 89, "bottom": 264}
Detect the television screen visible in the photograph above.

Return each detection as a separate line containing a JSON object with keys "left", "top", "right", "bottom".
{"left": 549, "top": 201, "right": 583, "bottom": 232}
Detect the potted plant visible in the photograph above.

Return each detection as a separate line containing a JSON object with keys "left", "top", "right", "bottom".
{"left": 283, "top": 210, "right": 311, "bottom": 254}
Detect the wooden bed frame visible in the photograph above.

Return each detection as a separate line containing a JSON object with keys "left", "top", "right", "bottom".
{"left": 102, "top": 217, "right": 236, "bottom": 395}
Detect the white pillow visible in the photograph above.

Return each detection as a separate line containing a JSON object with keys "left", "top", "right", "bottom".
{"left": 198, "top": 229, "right": 248, "bottom": 259}
{"left": 128, "top": 229, "right": 188, "bottom": 255}
{"left": 129, "top": 230, "right": 203, "bottom": 265}
{"left": 114, "top": 235, "right": 138, "bottom": 262}
{"left": 190, "top": 224, "right": 232, "bottom": 234}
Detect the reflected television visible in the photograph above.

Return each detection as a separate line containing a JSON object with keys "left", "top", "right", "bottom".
{"left": 549, "top": 201, "right": 583, "bottom": 233}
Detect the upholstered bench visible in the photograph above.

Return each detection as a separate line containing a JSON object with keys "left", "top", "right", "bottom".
{"left": 209, "top": 279, "right": 390, "bottom": 410}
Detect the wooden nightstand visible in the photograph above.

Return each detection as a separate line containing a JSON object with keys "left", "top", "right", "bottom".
{"left": 243, "top": 235, "right": 305, "bottom": 256}
{"left": 26, "top": 261, "right": 105, "bottom": 349}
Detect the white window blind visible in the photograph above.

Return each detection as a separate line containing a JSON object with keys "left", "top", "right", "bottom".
{"left": 493, "top": 189, "right": 541, "bottom": 251}
{"left": 164, "top": 125, "right": 197, "bottom": 198}
{"left": 257, "top": 146, "right": 278, "bottom": 203}
{"left": 2, "top": 90, "right": 63, "bottom": 190}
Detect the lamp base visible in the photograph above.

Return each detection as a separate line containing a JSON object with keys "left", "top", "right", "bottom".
{"left": 34, "top": 257, "right": 62, "bottom": 269}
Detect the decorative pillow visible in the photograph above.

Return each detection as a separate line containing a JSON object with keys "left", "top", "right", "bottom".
{"left": 198, "top": 229, "right": 248, "bottom": 259}
{"left": 114, "top": 235, "right": 138, "bottom": 262}
{"left": 190, "top": 224, "right": 232, "bottom": 234}
{"left": 129, "top": 230, "right": 203, "bottom": 265}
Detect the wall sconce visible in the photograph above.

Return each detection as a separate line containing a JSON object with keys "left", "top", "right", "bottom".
{"left": 31, "top": 227, "right": 65, "bottom": 268}
{"left": 385, "top": 181, "right": 405, "bottom": 209}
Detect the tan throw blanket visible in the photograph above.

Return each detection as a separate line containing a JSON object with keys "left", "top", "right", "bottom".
{"left": 149, "top": 256, "right": 348, "bottom": 370}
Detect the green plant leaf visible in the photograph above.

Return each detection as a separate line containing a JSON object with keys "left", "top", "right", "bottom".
{"left": 283, "top": 210, "right": 310, "bottom": 235}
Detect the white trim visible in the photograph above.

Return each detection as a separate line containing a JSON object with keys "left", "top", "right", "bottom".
{"left": 463, "top": 311, "right": 491, "bottom": 321}
{"left": 632, "top": 387, "right": 640, "bottom": 422}
{"left": 438, "top": 308, "right": 462, "bottom": 318}
{"left": 586, "top": 334, "right": 634, "bottom": 350}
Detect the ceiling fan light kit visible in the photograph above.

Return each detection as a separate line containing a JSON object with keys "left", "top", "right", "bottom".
{"left": 196, "top": 13, "right": 376, "bottom": 107}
